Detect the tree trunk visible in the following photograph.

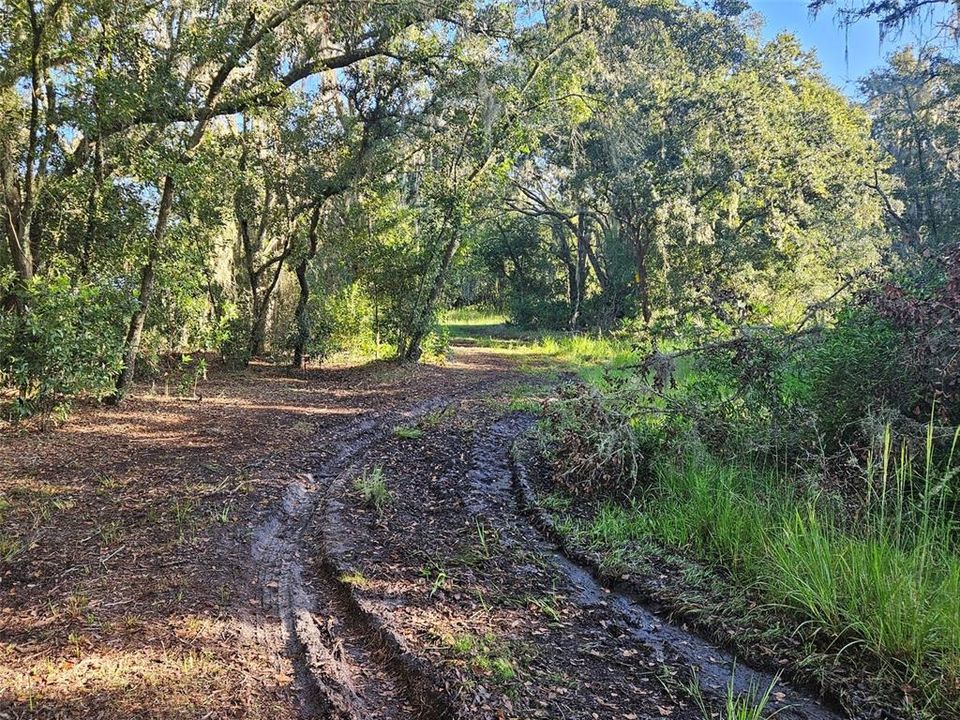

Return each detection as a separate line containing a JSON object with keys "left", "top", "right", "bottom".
{"left": 112, "top": 175, "right": 174, "bottom": 401}
{"left": 553, "top": 224, "right": 578, "bottom": 324}
{"left": 292, "top": 208, "right": 321, "bottom": 368}
{"left": 113, "top": 259, "right": 156, "bottom": 400}
{"left": 632, "top": 224, "right": 652, "bottom": 327}
{"left": 571, "top": 212, "right": 589, "bottom": 330}
{"left": 248, "top": 303, "right": 269, "bottom": 357}
{"left": 403, "top": 233, "right": 460, "bottom": 361}
{"left": 247, "top": 239, "right": 290, "bottom": 358}
{"left": 292, "top": 258, "right": 310, "bottom": 368}
{"left": 1, "top": 150, "right": 33, "bottom": 291}
{"left": 636, "top": 252, "right": 652, "bottom": 326}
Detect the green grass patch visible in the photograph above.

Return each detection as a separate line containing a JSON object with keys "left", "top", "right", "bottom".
{"left": 689, "top": 667, "right": 781, "bottom": 720}
{"left": 353, "top": 465, "right": 393, "bottom": 516}
{"left": 566, "top": 428, "right": 960, "bottom": 713}
{"left": 442, "top": 307, "right": 508, "bottom": 326}
{"left": 392, "top": 424, "right": 424, "bottom": 440}
{"left": 440, "top": 630, "right": 517, "bottom": 682}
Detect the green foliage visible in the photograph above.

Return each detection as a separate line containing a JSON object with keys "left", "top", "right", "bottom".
{"left": 782, "top": 310, "right": 911, "bottom": 442}
{"left": 393, "top": 425, "right": 424, "bottom": 440}
{"left": 539, "top": 383, "right": 647, "bottom": 497}
{"left": 553, "top": 426, "right": 960, "bottom": 713}
{"left": 422, "top": 325, "right": 451, "bottom": 362}
{"left": 690, "top": 668, "right": 781, "bottom": 720}
{"left": 624, "top": 315, "right": 916, "bottom": 463}
{"left": 442, "top": 307, "right": 507, "bottom": 326}
{"left": 440, "top": 630, "right": 517, "bottom": 683}
{"left": 0, "top": 275, "right": 129, "bottom": 423}
{"left": 219, "top": 316, "right": 252, "bottom": 370}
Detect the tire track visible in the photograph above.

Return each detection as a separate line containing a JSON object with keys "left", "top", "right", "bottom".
{"left": 251, "top": 403, "right": 446, "bottom": 719}
{"left": 250, "top": 368, "right": 512, "bottom": 719}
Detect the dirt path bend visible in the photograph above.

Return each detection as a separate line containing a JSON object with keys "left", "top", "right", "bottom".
{"left": 256, "top": 347, "right": 847, "bottom": 720}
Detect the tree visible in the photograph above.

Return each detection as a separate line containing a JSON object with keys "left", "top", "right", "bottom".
{"left": 811, "top": 0, "right": 959, "bottom": 36}
{"left": 862, "top": 50, "right": 960, "bottom": 258}
{"left": 390, "top": 2, "right": 590, "bottom": 358}
{"left": 110, "top": 0, "right": 451, "bottom": 398}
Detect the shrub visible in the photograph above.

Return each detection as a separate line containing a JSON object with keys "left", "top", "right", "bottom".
{"left": 422, "top": 325, "right": 451, "bottom": 361}
{"left": 507, "top": 294, "right": 570, "bottom": 329}
{"left": 865, "top": 259, "right": 960, "bottom": 424}
{"left": 781, "top": 309, "right": 911, "bottom": 445}
{"left": 0, "top": 274, "right": 129, "bottom": 423}
{"left": 219, "top": 315, "right": 252, "bottom": 369}
{"left": 539, "top": 382, "right": 648, "bottom": 497}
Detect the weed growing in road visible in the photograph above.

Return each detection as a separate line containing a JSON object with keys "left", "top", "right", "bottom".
{"left": 340, "top": 570, "right": 369, "bottom": 587}
{"left": 0, "top": 534, "right": 23, "bottom": 561}
{"left": 422, "top": 404, "right": 456, "bottom": 427}
{"left": 97, "top": 519, "right": 124, "bottom": 545}
{"left": 171, "top": 499, "right": 195, "bottom": 536}
{"left": 441, "top": 630, "right": 517, "bottom": 683}
{"left": 474, "top": 518, "right": 498, "bottom": 560}
{"left": 527, "top": 595, "right": 563, "bottom": 622}
{"left": 689, "top": 667, "right": 781, "bottom": 720}
{"left": 210, "top": 501, "right": 233, "bottom": 524}
{"left": 354, "top": 465, "right": 392, "bottom": 516}
{"left": 420, "top": 562, "right": 449, "bottom": 597}
{"left": 393, "top": 424, "right": 424, "bottom": 440}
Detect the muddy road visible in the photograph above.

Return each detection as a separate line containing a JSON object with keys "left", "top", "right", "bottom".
{"left": 1, "top": 346, "right": 846, "bottom": 719}
{"left": 247, "top": 347, "right": 846, "bottom": 720}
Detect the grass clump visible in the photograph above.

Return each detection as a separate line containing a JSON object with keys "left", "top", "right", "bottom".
{"left": 392, "top": 424, "right": 424, "bottom": 440}
{"left": 353, "top": 465, "right": 393, "bottom": 516}
{"left": 441, "top": 630, "right": 517, "bottom": 682}
{"left": 689, "top": 668, "right": 781, "bottom": 720}
{"left": 577, "top": 426, "right": 960, "bottom": 713}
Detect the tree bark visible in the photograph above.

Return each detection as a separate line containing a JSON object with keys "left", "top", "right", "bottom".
{"left": 111, "top": 176, "right": 174, "bottom": 400}
{"left": 292, "top": 207, "right": 321, "bottom": 368}
{"left": 553, "top": 224, "right": 578, "bottom": 318}
{"left": 403, "top": 233, "right": 460, "bottom": 361}
{"left": 292, "top": 259, "right": 310, "bottom": 368}
{"left": 571, "top": 212, "right": 590, "bottom": 330}
{"left": 631, "top": 223, "right": 652, "bottom": 326}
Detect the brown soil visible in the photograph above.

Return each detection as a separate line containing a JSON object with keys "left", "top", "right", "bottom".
{"left": 0, "top": 347, "right": 845, "bottom": 719}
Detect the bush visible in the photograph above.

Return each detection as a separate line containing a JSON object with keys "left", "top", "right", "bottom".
{"left": 539, "top": 382, "right": 649, "bottom": 497}
{"left": 422, "top": 325, "right": 451, "bottom": 362}
{"left": 672, "top": 314, "right": 911, "bottom": 459}
{"left": 219, "top": 315, "right": 252, "bottom": 369}
{"left": 507, "top": 294, "right": 570, "bottom": 329}
{"left": 781, "top": 309, "right": 912, "bottom": 444}
{"left": 0, "top": 275, "right": 129, "bottom": 423}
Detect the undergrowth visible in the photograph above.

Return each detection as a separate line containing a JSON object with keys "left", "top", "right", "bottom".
{"left": 689, "top": 667, "right": 781, "bottom": 720}
{"left": 552, "top": 426, "right": 960, "bottom": 716}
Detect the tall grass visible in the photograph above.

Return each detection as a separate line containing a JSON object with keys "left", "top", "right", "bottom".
{"left": 764, "top": 425, "right": 960, "bottom": 689}
{"left": 441, "top": 306, "right": 508, "bottom": 326}
{"left": 690, "top": 667, "right": 782, "bottom": 720}
{"left": 584, "top": 425, "right": 960, "bottom": 710}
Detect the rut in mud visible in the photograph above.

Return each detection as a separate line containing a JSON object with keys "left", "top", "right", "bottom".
{"left": 251, "top": 403, "right": 455, "bottom": 720}
{"left": 250, "top": 348, "right": 848, "bottom": 720}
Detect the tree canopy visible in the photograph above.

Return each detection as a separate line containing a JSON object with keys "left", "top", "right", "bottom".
{"left": 0, "top": 0, "right": 955, "bottom": 421}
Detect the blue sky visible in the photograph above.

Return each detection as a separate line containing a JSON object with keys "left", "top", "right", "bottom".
{"left": 749, "top": 1, "right": 949, "bottom": 94}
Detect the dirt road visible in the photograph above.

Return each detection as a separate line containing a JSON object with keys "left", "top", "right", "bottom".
{"left": 0, "top": 347, "right": 843, "bottom": 719}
